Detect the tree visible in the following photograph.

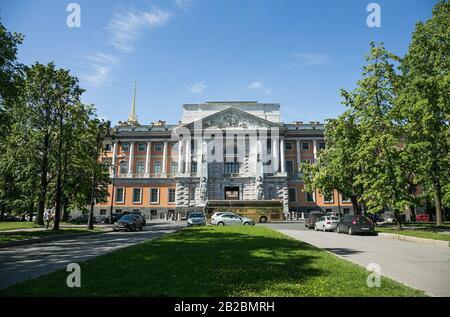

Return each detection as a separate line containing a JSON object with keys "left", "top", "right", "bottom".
{"left": 0, "top": 21, "right": 23, "bottom": 220}
{"left": 302, "top": 110, "right": 364, "bottom": 214}
{"left": 350, "top": 43, "right": 414, "bottom": 229}
{"left": 399, "top": 1, "right": 450, "bottom": 225}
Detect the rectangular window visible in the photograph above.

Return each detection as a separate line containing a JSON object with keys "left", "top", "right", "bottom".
{"left": 100, "top": 209, "right": 107, "bottom": 215}
{"left": 168, "top": 188, "right": 176, "bottom": 203}
{"left": 191, "top": 162, "right": 197, "bottom": 173}
{"left": 302, "top": 142, "right": 310, "bottom": 150}
{"left": 154, "top": 161, "right": 161, "bottom": 174}
{"left": 154, "top": 143, "right": 163, "bottom": 152}
{"left": 341, "top": 194, "right": 351, "bottom": 202}
{"left": 120, "top": 161, "right": 128, "bottom": 174}
{"left": 324, "top": 192, "right": 334, "bottom": 203}
{"left": 306, "top": 192, "right": 315, "bottom": 202}
{"left": 285, "top": 142, "right": 293, "bottom": 151}
{"left": 288, "top": 188, "right": 296, "bottom": 202}
{"left": 132, "top": 188, "right": 142, "bottom": 204}
{"left": 150, "top": 188, "right": 159, "bottom": 204}
{"left": 122, "top": 143, "right": 130, "bottom": 152}
{"left": 170, "top": 162, "right": 178, "bottom": 174}
{"left": 318, "top": 142, "right": 326, "bottom": 150}
{"left": 189, "top": 187, "right": 195, "bottom": 201}
{"left": 138, "top": 143, "right": 146, "bottom": 152}
{"left": 343, "top": 208, "right": 350, "bottom": 214}
{"left": 136, "top": 161, "right": 145, "bottom": 174}
{"left": 286, "top": 161, "right": 294, "bottom": 175}
{"left": 104, "top": 144, "right": 112, "bottom": 152}
{"left": 116, "top": 188, "right": 125, "bottom": 203}
{"left": 224, "top": 162, "right": 240, "bottom": 174}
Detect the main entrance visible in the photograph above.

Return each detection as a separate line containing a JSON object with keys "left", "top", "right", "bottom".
{"left": 224, "top": 187, "right": 240, "bottom": 200}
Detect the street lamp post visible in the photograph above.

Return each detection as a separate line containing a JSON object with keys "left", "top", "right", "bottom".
{"left": 109, "top": 165, "right": 116, "bottom": 224}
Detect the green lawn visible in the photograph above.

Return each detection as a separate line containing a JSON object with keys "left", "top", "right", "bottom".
{"left": 0, "top": 222, "right": 42, "bottom": 231}
{"left": 1, "top": 226, "right": 425, "bottom": 297}
{"left": 0, "top": 228, "right": 103, "bottom": 243}
{"left": 376, "top": 227, "right": 450, "bottom": 242}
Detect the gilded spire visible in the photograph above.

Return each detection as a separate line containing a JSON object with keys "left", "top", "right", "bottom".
{"left": 127, "top": 81, "right": 138, "bottom": 125}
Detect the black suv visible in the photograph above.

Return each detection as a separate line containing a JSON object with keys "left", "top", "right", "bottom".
{"left": 336, "top": 215, "right": 374, "bottom": 235}
{"left": 113, "top": 214, "right": 144, "bottom": 232}
{"left": 305, "top": 211, "right": 325, "bottom": 229}
{"left": 124, "top": 211, "right": 146, "bottom": 226}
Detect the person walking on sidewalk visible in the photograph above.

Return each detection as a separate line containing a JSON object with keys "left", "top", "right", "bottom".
{"left": 44, "top": 209, "right": 50, "bottom": 230}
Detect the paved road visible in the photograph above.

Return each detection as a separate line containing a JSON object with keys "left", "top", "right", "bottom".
{"left": 0, "top": 221, "right": 184, "bottom": 289}
{"left": 265, "top": 222, "right": 450, "bottom": 297}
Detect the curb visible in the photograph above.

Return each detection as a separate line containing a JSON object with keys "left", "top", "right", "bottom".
{"left": 0, "top": 230, "right": 111, "bottom": 249}
{"left": 378, "top": 232, "right": 450, "bottom": 247}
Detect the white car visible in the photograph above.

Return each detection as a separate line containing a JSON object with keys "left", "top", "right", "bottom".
{"left": 211, "top": 213, "right": 255, "bottom": 226}
{"left": 314, "top": 216, "right": 340, "bottom": 232}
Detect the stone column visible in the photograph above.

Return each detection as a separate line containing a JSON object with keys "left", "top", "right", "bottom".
{"left": 127, "top": 142, "right": 134, "bottom": 175}
{"left": 111, "top": 142, "right": 117, "bottom": 175}
{"left": 313, "top": 140, "right": 318, "bottom": 163}
{"left": 296, "top": 140, "right": 302, "bottom": 172}
{"left": 280, "top": 139, "right": 286, "bottom": 173}
{"left": 178, "top": 140, "right": 184, "bottom": 174}
{"left": 162, "top": 141, "right": 168, "bottom": 175}
{"left": 145, "top": 141, "right": 151, "bottom": 176}
{"left": 185, "top": 139, "right": 191, "bottom": 174}
{"left": 272, "top": 138, "right": 279, "bottom": 173}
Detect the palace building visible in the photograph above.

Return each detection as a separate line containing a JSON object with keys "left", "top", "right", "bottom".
{"left": 95, "top": 87, "right": 354, "bottom": 221}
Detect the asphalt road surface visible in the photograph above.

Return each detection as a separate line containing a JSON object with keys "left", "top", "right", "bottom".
{"left": 265, "top": 222, "right": 450, "bottom": 297}
{"left": 0, "top": 221, "right": 185, "bottom": 290}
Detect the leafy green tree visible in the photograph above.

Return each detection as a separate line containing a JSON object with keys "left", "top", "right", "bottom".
{"left": 399, "top": 1, "right": 450, "bottom": 225}
{"left": 0, "top": 21, "right": 23, "bottom": 220}
{"left": 302, "top": 110, "right": 364, "bottom": 214}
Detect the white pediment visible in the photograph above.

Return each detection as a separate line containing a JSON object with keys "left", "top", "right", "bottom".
{"left": 182, "top": 107, "right": 282, "bottom": 130}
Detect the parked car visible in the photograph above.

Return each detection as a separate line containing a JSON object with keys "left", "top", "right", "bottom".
{"left": 336, "top": 215, "right": 374, "bottom": 235}
{"left": 416, "top": 213, "right": 430, "bottom": 222}
{"left": 124, "top": 211, "right": 146, "bottom": 226}
{"left": 187, "top": 212, "right": 206, "bottom": 226}
{"left": 211, "top": 212, "right": 236, "bottom": 223}
{"left": 304, "top": 211, "right": 325, "bottom": 229}
{"left": 211, "top": 213, "right": 255, "bottom": 226}
{"left": 314, "top": 216, "right": 340, "bottom": 232}
{"left": 113, "top": 214, "right": 144, "bottom": 232}
{"left": 0, "top": 214, "right": 21, "bottom": 222}
{"left": 70, "top": 214, "right": 98, "bottom": 224}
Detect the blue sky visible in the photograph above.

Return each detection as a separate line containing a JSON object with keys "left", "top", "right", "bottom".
{"left": 1, "top": 0, "right": 438, "bottom": 125}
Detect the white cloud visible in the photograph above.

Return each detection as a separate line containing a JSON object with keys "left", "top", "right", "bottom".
{"left": 247, "top": 81, "right": 263, "bottom": 89}
{"left": 172, "top": 0, "right": 192, "bottom": 11}
{"left": 81, "top": 52, "right": 119, "bottom": 87}
{"left": 292, "top": 53, "right": 329, "bottom": 65}
{"left": 264, "top": 89, "right": 272, "bottom": 95}
{"left": 107, "top": 7, "right": 172, "bottom": 53}
{"left": 188, "top": 81, "right": 207, "bottom": 94}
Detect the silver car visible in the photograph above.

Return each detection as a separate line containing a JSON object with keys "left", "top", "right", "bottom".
{"left": 187, "top": 212, "right": 206, "bottom": 226}
{"left": 314, "top": 216, "right": 340, "bottom": 232}
{"left": 211, "top": 213, "right": 255, "bottom": 226}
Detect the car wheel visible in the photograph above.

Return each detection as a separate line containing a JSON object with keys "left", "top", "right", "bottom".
{"left": 243, "top": 222, "right": 250, "bottom": 226}
{"left": 259, "top": 216, "right": 268, "bottom": 223}
{"left": 139, "top": 224, "right": 143, "bottom": 231}
{"left": 314, "top": 225, "right": 318, "bottom": 231}
{"left": 323, "top": 225, "right": 326, "bottom": 232}
{"left": 348, "top": 226, "right": 353, "bottom": 235}
{"left": 217, "top": 222, "right": 225, "bottom": 226}
{"left": 130, "top": 225, "right": 136, "bottom": 232}
{"left": 337, "top": 226, "right": 340, "bottom": 233}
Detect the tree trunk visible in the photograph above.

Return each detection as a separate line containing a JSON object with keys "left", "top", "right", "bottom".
{"left": 395, "top": 209, "right": 402, "bottom": 230}
{"left": 62, "top": 200, "right": 70, "bottom": 222}
{"left": 88, "top": 173, "right": 96, "bottom": 230}
{"left": 35, "top": 134, "right": 50, "bottom": 226}
{"left": 434, "top": 188, "right": 444, "bottom": 226}
{"left": 53, "top": 115, "right": 64, "bottom": 230}
{"left": 350, "top": 196, "right": 360, "bottom": 215}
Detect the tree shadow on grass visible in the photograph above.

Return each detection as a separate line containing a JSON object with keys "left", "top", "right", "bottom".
{"left": 1, "top": 227, "right": 327, "bottom": 297}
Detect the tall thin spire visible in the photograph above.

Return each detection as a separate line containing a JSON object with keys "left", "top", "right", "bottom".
{"left": 127, "top": 81, "right": 138, "bottom": 125}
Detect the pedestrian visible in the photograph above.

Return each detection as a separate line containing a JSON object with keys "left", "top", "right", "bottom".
{"left": 44, "top": 209, "right": 50, "bottom": 229}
